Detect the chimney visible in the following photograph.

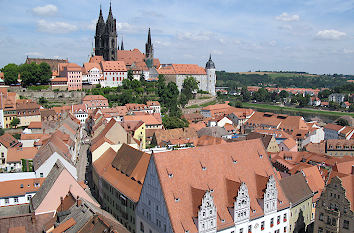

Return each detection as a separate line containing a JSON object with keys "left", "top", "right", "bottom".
{"left": 76, "top": 195, "right": 81, "bottom": 207}
{"left": 31, "top": 212, "right": 36, "bottom": 224}
{"left": 60, "top": 196, "right": 64, "bottom": 212}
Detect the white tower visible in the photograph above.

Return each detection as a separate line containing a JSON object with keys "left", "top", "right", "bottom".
{"left": 198, "top": 191, "right": 217, "bottom": 233}
{"left": 234, "top": 182, "right": 250, "bottom": 224}
{"left": 205, "top": 54, "right": 216, "bottom": 96}
{"left": 264, "top": 175, "right": 278, "bottom": 215}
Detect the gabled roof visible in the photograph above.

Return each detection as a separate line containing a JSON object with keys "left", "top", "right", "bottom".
{"left": 197, "top": 126, "right": 229, "bottom": 138}
{"left": 153, "top": 127, "right": 198, "bottom": 146}
{"left": 301, "top": 166, "right": 325, "bottom": 201}
{"left": 123, "top": 114, "right": 162, "bottom": 126}
{"left": 83, "top": 62, "right": 102, "bottom": 72}
{"left": 93, "top": 144, "right": 151, "bottom": 202}
{"left": 0, "top": 133, "right": 20, "bottom": 148}
{"left": 157, "top": 64, "right": 206, "bottom": 75}
{"left": 323, "top": 123, "right": 344, "bottom": 131}
{"left": 153, "top": 139, "right": 289, "bottom": 232}
{"left": 0, "top": 177, "right": 44, "bottom": 198}
{"left": 89, "top": 55, "right": 104, "bottom": 63}
{"left": 117, "top": 48, "right": 145, "bottom": 66}
{"left": 7, "top": 147, "right": 38, "bottom": 162}
{"left": 280, "top": 173, "right": 313, "bottom": 205}
{"left": 101, "top": 61, "right": 127, "bottom": 72}
{"left": 28, "top": 121, "right": 42, "bottom": 129}
{"left": 246, "top": 132, "right": 274, "bottom": 149}
{"left": 82, "top": 95, "right": 107, "bottom": 101}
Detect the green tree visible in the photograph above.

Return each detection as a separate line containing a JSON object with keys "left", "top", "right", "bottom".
{"left": 38, "top": 62, "right": 51, "bottom": 84}
{"left": 241, "top": 87, "right": 251, "bottom": 102}
{"left": 127, "top": 70, "right": 134, "bottom": 81}
{"left": 38, "top": 97, "right": 48, "bottom": 105}
{"left": 181, "top": 77, "right": 199, "bottom": 101}
{"left": 10, "top": 118, "right": 20, "bottom": 128}
{"left": 1, "top": 63, "right": 19, "bottom": 85}
{"left": 162, "top": 116, "right": 189, "bottom": 129}
{"left": 348, "top": 104, "right": 354, "bottom": 112}
{"left": 279, "top": 90, "right": 289, "bottom": 98}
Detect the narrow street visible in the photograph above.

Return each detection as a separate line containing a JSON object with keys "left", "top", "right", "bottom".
{"left": 76, "top": 128, "right": 90, "bottom": 182}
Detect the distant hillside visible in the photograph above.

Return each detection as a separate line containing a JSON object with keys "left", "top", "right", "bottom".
{"left": 216, "top": 71, "right": 351, "bottom": 89}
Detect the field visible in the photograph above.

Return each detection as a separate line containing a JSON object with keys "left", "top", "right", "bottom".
{"left": 237, "top": 72, "right": 319, "bottom": 78}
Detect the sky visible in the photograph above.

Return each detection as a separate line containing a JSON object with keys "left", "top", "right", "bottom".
{"left": 1, "top": 0, "right": 354, "bottom": 74}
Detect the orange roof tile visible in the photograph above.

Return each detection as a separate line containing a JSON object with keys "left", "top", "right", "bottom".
{"left": 0, "top": 178, "right": 44, "bottom": 197}
{"left": 7, "top": 147, "right": 38, "bottom": 162}
{"left": 51, "top": 77, "right": 68, "bottom": 82}
{"left": 89, "top": 55, "right": 104, "bottom": 63}
{"left": 20, "top": 133, "right": 50, "bottom": 140}
{"left": 158, "top": 64, "right": 206, "bottom": 75}
{"left": 301, "top": 166, "right": 325, "bottom": 201}
{"left": 28, "top": 121, "right": 42, "bottom": 129}
{"left": 52, "top": 217, "right": 76, "bottom": 233}
{"left": 0, "top": 133, "right": 20, "bottom": 148}
{"left": 117, "top": 49, "right": 145, "bottom": 66}
{"left": 83, "top": 62, "right": 102, "bottom": 72}
{"left": 8, "top": 226, "right": 26, "bottom": 233}
{"left": 101, "top": 61, "right": 127, "bottom": 72}
{"left": 123, "top": 114, "right": 162, "bottom": 126}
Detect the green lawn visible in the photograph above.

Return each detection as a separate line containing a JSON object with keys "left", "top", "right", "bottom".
{"left": 242, "top": 103, "right": 354, "bottom": 117}
{"left": 186, "top": 100, "right": 218, "bottom": 109}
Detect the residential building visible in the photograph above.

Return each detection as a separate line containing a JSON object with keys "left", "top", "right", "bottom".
{"left": 146, "top": 101, "right": 161, "bottom": 113}
{"left": 92, "top": 144, "right": 151, "bottom": 232}
{"left": 82, "top": 95, "right": 109, "bottom": 110}
{"left": 182, "top": 112, "right": 205, "bottom": 123}
{"left": 83, "top": 62, "right": 102, "bottom": 85}
{"left": 136, "top": 139, "right": 290, "bottom": 233}
{"left": 50, "top": 77, "right": 68, "bottom": 90}
{"left": 0, "top": 177, "right": 44, "bottom": 207}
{"left": 151, "top": 127, "right": 198, "bottom": 148}
{"left": 27, "top": 121, "right": 42, "bottom": 134}
{"left": 100, "top": 61, "right": 127, "bottom": 87}
{"left": 97, "top": 106, "right": 128, "bottom": 122}
{"left": 59, "top": 63, "right": 83, "bottom": 91}
{"left": 3, "top": 92, "right": 17, "bottom": 128}
{"left": 279, "top": 138, "right": 298, "bottom": 152}
{"left": 120, "top": 120, "right": 146, "bottom": 149}
{"left": 197, "top": 126, "right": 231, "bottom": 139}
{"left": 40, "top": 109, "right": 58, "bottom": 122}
{"left": 313, "top": 175, "right": 353, "bottom": 233}
{"left": 323, "top": 124, "right": 345, "bottom": 140}
{"left": 328, "top": 93, "right": 345, "bottom": 104}
{"left": 31, "top": 160, "right": 99, "bottom": 215}
{"left": 280, "top": 173, "right": 313, "bottom": 233}
{"left": 246, "top": 132, "right": 280, "bottom": 153}
{"left": 124, "top": 113, "right": 163, "bottom": 130}
{"left": 6, "top": 147, "right": 37, "bottom": 172}
{"left": 16, "top": 100, "right": 41, "bottom": 127}
{"left": 0, "top": 133, "right": 21, "bottom": 169}
{"left": 338, "top": 126, "right": 354, "bottom": 140}
{"left": 71, "top": 104, "right": 88, "bottom": 124}
{"left": 325, "top": 139, "right": 354, "bottom": 156}
{"left": 157, "top": 56, "right": 216, "bottom": 96}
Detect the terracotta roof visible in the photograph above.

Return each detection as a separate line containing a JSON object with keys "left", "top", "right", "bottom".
{"left": 8, "top": 226, "right": 26, "bottom": 233}
{"left": 339, "top": 175, "right": 354, "bottom": 212}
{"left": 254, "top": 128, "right": 293, "bottom": 139}
{"left": 117, "top": 49, "right": 145, "bottom": 66}
{"left": 304, "top": 141, "right": 325, "bottom": 154}
{"left": 89, "top": 55, "right": 104, "bottom": 63}
{"left": 327, "top": 139, "right": 354, "bottom": 148}
{"left": 82, "top": 95, "right": 107, "bottom": 101}
{"left": 40, "top": 109, "right": 57, "bottom": 118}
{"left": 0, "top": 178, "right": 44, "bottom": 197}
{"left": 123, "top": 114, "right": 162, "bottom": 126}
{"left": 280, "top": 173, "right": 313, "bottom": 205}
{"left": 153, "top": 139, "right": 289, "bottom": 232}
{"left": 7, "top": 147, "right": 38, "bottom": 162}
{"left": 196, "top": 135, "right": 227, "bottom": 146}
{"left": 71, "top": 104, "right": 88, "bottom": 113}
{"left": 93, "top": 144, "right": 151, "bottom": 202}
{"left": 282, "top": 138, "right": 297, "bottom": 150}
{"left": 83, "top": 62, "right": 102, "bottom": 72}
{"left": 28, "top": 121, "right": 42, "bottom": 129}
{"left": 153, "top": 127, "right": 198, "bottom": 146}
{"left": 16, "top": 101, "right": 40, "bottom": 111}
{"left": 52, "top": 217, "right": 76, "bottom": 233}
{"left": 246, "top": 132, "right": 273, "bottom": 149}
{"left": 158, "top": 64, "right": 206, "bottom": 75}
{"left": 0, "top": 133, "right": 20, "bottom": 148}
{"left": 189, "top": 121, "right": 207, "bottom": 131}
{"left": 101, "top": 61, "right": 127, "bottom": 72}
{"left": 120, "top": 120, "right": 144, "bottom": 132}
{"left": 332, "top": 160, "right": 354, "bottom": 175}
{"left": 21, "top": 133, "right": 50, "bottom": 141}
{"left": 130, "top": 61, "right": 149, "bottom": 71}
{"left": 301, "top": 166, "right": 325, "bottom": 201}
{"left": 323, "top": 123, "right": 344, "bottom": 131}
{"left": 51, "top": 77, "right": 67, "bottom": 82}
{"left": 147, "top": 101, "right": 161, "bottom": 107}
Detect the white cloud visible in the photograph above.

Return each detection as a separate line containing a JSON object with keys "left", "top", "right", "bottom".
{"left": 177, "top": 31, "right": 213, "bottom": 41}
{"left": 87, "top": 19, "right": 96, "bottom": 31}
{"left": 343, "top": 49, "right": 354, "bottom": 54}
{"left": 25, "top": 52, "right": 43, "bottom": 57}
{"left": 117, "top": 22, "right": 141, "bottom": 33}
{"left": 276, "top": 12, "right": 300, "bottom": 22}
{"left": 155, "top": 40, "right": 171, "bottom": 47}
{"left": 32, "top": 4, "right": 58, "bottom": 17}
{"left": 212, "top": 49, "right": 223, "bottom": 55}
{"left": 37, "top": 20, "right": 78, "bottom": 34}
{"left": 316, "top": 29, "right": 346, "bottom": 40}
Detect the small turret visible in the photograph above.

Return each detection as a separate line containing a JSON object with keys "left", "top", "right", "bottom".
{"left": 205, "top": 54, "right": 215, "bottom": 69}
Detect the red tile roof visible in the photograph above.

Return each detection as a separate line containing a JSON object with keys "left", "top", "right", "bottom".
{"left": 51, "top": 77, "right": 68, "bottom": 82}
{"left": 101, "top": 61, "right": 127, "bottom": 72}
{"left": 28, "top": 121, "right": 42, "bottom": 129}
{"left": 52, "top": 217, "right": 76, "bottom": 233}
{"left": 158, "top": 64, "right": 206, "bottom": 75}
{"left": 117, "top": 49, "right": 145, "bottom": 66}
{"left": 0, "top": 178, "right": 44, "bottom": 197}
{"left": 0, "top": 133, "right": 20, "bottom": 148}
{"left": 89, "top": 55, "right": 104, "bottom": 63}
{"left": 301, "top": 166, "right": 325, "bottom": 201}
{"left": 7, "top": 147, "right": 38, "bottom": 162}
{"left": 83, "top": 62, "right": 102, "bottom": 72}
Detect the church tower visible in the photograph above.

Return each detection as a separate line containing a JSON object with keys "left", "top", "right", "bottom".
{"left": 94, "top": 6, "right": 105, "bottom": 57}
{"left": 94, "top": 3, "right": 117, "bottom": 61}
{"left": 145, "top": 28, "right": 154, "bottom": 68}
{"left": 205, "top": 54, "right": 216, "bottom": 96}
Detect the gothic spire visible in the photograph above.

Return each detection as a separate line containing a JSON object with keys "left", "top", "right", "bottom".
{"left": 121, "top": 36, "right": 124, "bottom": 50}
{"left": 206, "top": 53, "right": 215, "bottom": 69}
{"left": 147, "top": 28, "right": 152, "bottom": 45}
{"left": 108, "top": 1, "right": 113, "bottom": 18}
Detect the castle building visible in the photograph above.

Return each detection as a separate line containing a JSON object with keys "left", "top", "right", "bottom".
{"left": 157, "top": 55, "right": 217, "bottom": 96}
{"left": 95, "top": 4, "right": 118, "bottom": 61}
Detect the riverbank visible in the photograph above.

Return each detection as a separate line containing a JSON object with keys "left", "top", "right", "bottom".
{"left": 242, "top": 103, "right": 353, "bottom": 117}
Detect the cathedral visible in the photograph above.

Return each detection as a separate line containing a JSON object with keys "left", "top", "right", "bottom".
{"left": 94, "top": 3, "right": 118, "bottom": 61}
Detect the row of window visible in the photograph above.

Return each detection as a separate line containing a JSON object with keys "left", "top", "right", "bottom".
{"left": 328, "top": 145, "right": 354, "bottom": 150}
{"left": 318, "top": 213, "right": 350, "bottom": 229}
{"left": 3, "top": 195, "right": 32, "bottom": 204}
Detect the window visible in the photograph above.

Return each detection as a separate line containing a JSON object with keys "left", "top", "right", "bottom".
{"left": 239, "top": 228, "right": 243, "bottom": 233}
{"left": 248, "top": 225, "right": 252, "bottom": 233}
{"left": 14, "top": 197, "right": 18, "bottom": 203}
{"left": 261, "top": 221, "right": 265, "bottom": 230}
{"left": 284, "top": 226, "right": 287, "bottom": 232}
{"left": 5, "top": 198, "right": 9, "bottom": 204}
{"left": 284, "top": 213, "right": 287, "bottom": 222}
{"left": 319, "top": 213, "right": 324, "bottom": 221}
{"left": 277, "top": 215, "right": 280, "bottom": 224}
{"left": 27, "top": 195, "right": 32, "bottom": 201}
{"left": 343, "top": 220, "right": 349, "bottom": 229}
{"left": 40, "top": 173, "right": 43, "bottom": 178}
{"left": 140, "top": 222, "right": 144, "bottom": 233}
{"left": 270, "top": 218, "right": 274, "bottom": 227}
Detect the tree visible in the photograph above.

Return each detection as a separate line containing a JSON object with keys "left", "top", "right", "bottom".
{"left": 279, "top": 90, "right": 289, "bottom": 98}
{"left": 179, "top": 93, "right": 189, "bottom": 108}
{"left": 38, "top": 97, "right": 48, "bottom": 105}
{"left": 162, "top": 116, "right": 189, "bottom": 129}
{"left": 127, "top": 70, "right": 134, "bottom": 81}
{"left": 253, "top": 88, "right": 270, "bottom": 102}
{"left": 0, "top": 128, "right": 4, "bottom": 136}
{"left": 1, "top": 63, "right": 19, "bottom": 85}
{"left": 349, "top": 104, "right": 354, "bottom": 112}
{"left": 10, "top": 118, "right": 20, "bottom": 128}
{"left": 38, "top": 62, "right": 51, "bottom": 84}
{"left": 140, "top": 72, "right": 145, "bottom": 82}
{"left": 181, "top": 77, "right": 199, "bottom": 101}
{"left": 240, "top": 86, "right": 251, "bottom": 102}
{"left": 318, "top": 89, "right": 333, "bottom": 100}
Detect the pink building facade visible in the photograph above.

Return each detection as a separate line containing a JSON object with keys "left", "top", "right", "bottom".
{"left": 59, "top": 63, "right": 82, "bottom": 91}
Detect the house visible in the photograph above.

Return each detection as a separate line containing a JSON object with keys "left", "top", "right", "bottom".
{"left": 6, "top": 147, "right": 38, "bottom": 172}
{"left": 246, "top": 132, "right": 280, "bottom": 153}
{"left": 313, "top": 174, "right": 353, "bottom": 233}
{"left": 120, "top": 120, "right": 146, "bottom": 149}
{"left": 197, "top": 126, "right": 231, "bottom": 139}
{"left": 16, "top": 100, "right": 41, "bottom": 127}
{"left": 279, "top": 138, "right": 298, "bottom": 152}
{"left": 325, "top": 139, "right": 354, "bottom": 156}
{"left": 0, "top": 133, "right": 21, "bottom": 169}
{"left": 40, "top": 109, "right": 58, "bottom": 122}
{"left": 96, "top": 106, "right": 128, "bottom": 122}
{"left": 279, "top": 173, "right": 313, "bottom": 233}
{"left": 123, "top": 113, "right": 163, "bottom": 129}
{"left": 83, "top": 62, "right": 102, "bottom": 85}
{"left": 338, "top": 126, "right": 354, "bottom": 140}
{"left": 329, "top": 93, "right": 345, "bottom": 104}
{"left": 146, "top": 101, "right": 161, "bottom": 113}
{"left": 182, "top": 112, "right": 205, "bottom": 123}
{"left": 31, "top": 160, "right": 99, "bottom": 215}
{"left": 136, "top": 139, "right": 290, "bottom": 233}
{"left": 71, "top": 104, "right": 88, "bottom": 124}
{"left": 82, "top": 95, "right": 109, "bottom": 110}
{"left": 32, "top": 134, "right": 77, "bottom": 179}
{"left": 151, "top": 127, "right": 198, "bottom": 148}
{"left": 59, "top": 63, "right": 83, "bottom": 91}
{"left": 309, "top": 97, "right": 321, "bottom": 106}
{"left": 100, "top": 61, "right": 127, "bottom": 87}
{"left": 323, "top": 124, "right": 345, "bottom": 140}
{"left": 200, "top": 102, "right": 232, "bottom": 118}
{"left": 0, "top": 177, "right": 44, "bottom": 207}
{"left": 50, "top": 77, "right": 68, "bottom": 90}
{"left": 20, "top": 133, "right": 50, "bottom": 148}
{"left": 92, "top": 144, "right": 151, "bottom": 232}
{"left": 195, "top": 135, "right": 227, "bottom": 147}
{"left": 27, "top": 121, "right": 42, "bottom": 134}
{"left": 90, "top": 119, "right": 138, "bottom": 162}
